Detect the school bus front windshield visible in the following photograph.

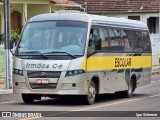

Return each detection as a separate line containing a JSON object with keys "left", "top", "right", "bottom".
{"left": 16, "top": 21, "right": 88, "bottom": 58}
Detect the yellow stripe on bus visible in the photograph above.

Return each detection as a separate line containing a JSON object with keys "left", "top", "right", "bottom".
{"left": 87, "top": 56, "right": 152, "bottom": 71}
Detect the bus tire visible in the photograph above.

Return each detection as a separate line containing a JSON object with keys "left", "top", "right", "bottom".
{"left": 115, "top": 79, "right": 134, "bottom": 98}
{"left": 83, "top": 80, "right": 96, "bottom": 105}
{"left": 22, "top": 94, "right": 35, "bottom": 104}
{"left": 123, "top": 78, "right": 134, "bottom": 98}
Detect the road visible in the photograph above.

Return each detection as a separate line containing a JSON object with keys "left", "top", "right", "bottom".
{"left": 0, "top": 74, "right": 160, "bottom": 120}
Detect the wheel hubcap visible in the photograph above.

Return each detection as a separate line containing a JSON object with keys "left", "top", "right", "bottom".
{"left": 88, "top": 85, "right": 96, "bottom": 101}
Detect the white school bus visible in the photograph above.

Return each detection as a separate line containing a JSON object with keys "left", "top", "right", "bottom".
{"left": 13, "top": 12, "right": 152, "bottom": 105}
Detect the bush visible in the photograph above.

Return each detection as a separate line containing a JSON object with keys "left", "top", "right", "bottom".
{"left": 11, "top": 28, "right": 20, "bottom": 46}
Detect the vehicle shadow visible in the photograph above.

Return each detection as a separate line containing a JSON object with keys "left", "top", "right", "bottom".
{"left": 15, "top": 93, "right": 150, "bottom": 106}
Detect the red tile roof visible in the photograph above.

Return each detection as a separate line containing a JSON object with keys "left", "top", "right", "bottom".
{"left": 70, "top": 0, "right": 160, "bottom": 13}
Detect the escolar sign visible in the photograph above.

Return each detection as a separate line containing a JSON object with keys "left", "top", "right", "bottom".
{"left": 115, "top": 58, "right": 131, "bottom": 68}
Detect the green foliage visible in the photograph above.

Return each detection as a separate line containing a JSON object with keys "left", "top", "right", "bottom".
{"left": 11, "top": 28, "right": 20, "bottom": 41}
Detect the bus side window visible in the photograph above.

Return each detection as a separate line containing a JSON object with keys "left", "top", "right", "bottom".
{"left": 132, "top": 31, "right": 143, "bottom": 52}
{"left": 88, "top": 29, "right": 95, "bottom": 55}
{"left": 108, "top": 28, "right": 124, "bottom": 52}
{"left": 122, "top": 30, "right": 132, "bottom": 52}
{"left": 142, "top": 31, "right": 151, "bottom": 52}
{"left": 87, "top": 28, "right": 100, "bottom": 55}
{"left": 99, "top": 27, "right": 109, "bottom": 52}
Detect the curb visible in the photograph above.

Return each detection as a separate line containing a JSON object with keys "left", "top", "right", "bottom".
{"left": 0, "top": 89, "right": 13, "bottom": 95}
{"left": 152, "top": 71, "right": 160, "bottom": 75}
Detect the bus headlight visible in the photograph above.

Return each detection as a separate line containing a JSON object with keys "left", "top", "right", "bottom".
{"left": 65, "top": 69, "right": 85, "bottom": 77}
{"left": 13, "top": 68, "right": 23, "bottom": 76}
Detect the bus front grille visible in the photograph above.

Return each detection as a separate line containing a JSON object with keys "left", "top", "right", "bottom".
{"left": 27, "top": 71, "right": 61, "bottom": 78}
{"left": 29, "top": 83, "right": 57, "bottom": 89}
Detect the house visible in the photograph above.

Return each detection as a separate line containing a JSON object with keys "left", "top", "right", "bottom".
{"left": 0, "top": 0, "right": 49, "bottom": 33}
{"left": 71, "top": 0, "right": 159, "bottom": 34}
{"left": 0, "top": 0, "right": 77, "bottom": 34}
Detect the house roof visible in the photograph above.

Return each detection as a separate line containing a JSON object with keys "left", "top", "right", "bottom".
{"left": 69, "top": 0, "right": 160, "bottom": 13}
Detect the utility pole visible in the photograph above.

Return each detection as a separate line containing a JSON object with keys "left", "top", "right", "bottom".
{"left": 4, "top": 0, "right": 11, "bottom": 89}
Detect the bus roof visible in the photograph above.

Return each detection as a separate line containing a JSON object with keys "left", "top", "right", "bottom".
{"left": 28, "top": 12, "right": 148, "bottom": 30}
{"left": 90, "top": 14, "right": 147, "bottom": 30}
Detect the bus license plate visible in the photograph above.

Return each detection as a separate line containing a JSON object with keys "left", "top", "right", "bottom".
{"left": 36, "top": 79, "right": 49, "bottom": 84}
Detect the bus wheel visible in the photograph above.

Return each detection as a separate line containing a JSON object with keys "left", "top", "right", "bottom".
{"left": 115, "top": 79, "right": 134, "bottom": 98}
{"left": 83, "top": 81, "right": 96, "bottom": 105}
{"left": 123, "top": 79, "right": 134, "bottom": 98}
{"left": 22, "top": 94, "right": 35, "bottom": 104}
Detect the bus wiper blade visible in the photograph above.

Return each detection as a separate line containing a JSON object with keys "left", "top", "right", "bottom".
{"left": 20, "top": 51, "right": 48, "bottom": 59}
{"left": 44, "top": 51, "right": 75, "bottom": 59}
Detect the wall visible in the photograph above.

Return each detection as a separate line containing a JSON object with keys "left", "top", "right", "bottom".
{"left": 156, "top": 17, "right": 159, "bottom": 33}
{"left": 0, "top": 5, "right": 3, "bottom": 33}
{"left": 10, "top": 0, "right": 50, "bottom": 4}
{"left": 152, "top": 53, "right": 160, "bottom": 66}
{"left": 103, "top": 12, "right": 159, "bottom": 25}
{"left": 27, "top": 4, "right": 51, "bottom": 20}
{"left": 10, "top": 4, "right": 23, "bottom": 13}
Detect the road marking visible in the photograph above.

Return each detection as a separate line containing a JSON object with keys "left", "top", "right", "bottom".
{"left": 19, "top": 93, "right": 160, "bottom": 120}
{"left": 73, "top": 93, "right": 160, "bottom": 111}
{"left": 0, "top": 101, "right": 16, "bottom": 104}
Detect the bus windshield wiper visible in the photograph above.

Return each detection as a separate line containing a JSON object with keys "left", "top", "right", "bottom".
{"left": 20, "top": 51, "right": 48, "bottom": 59}
{"left": 44, "top": 51, "right": 75, "bottom": 59}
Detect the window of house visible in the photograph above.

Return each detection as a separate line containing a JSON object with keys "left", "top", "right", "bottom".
{"left": 128, "top": 16, "right": 140, "bottom": 21}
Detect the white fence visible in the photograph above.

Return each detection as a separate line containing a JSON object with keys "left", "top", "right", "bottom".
{"left": 0, "top": 46, "right": 4, "bottom": 79}
{"left": 150, "top": 33, "right": 160, "bottom": 53}
{"left": 150, "top": 33, "right": 160, "bottom": 66}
